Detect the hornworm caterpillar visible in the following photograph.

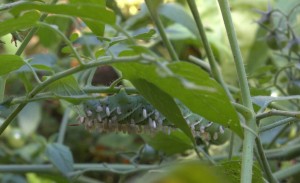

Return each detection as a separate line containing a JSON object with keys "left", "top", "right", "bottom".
{"left": 79, "top": 90, "right": 230, "bottom": 145}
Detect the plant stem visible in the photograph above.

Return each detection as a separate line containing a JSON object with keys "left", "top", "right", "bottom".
{"left": 255, "top": 138, "right": 279, "bottom": 183}
{"left": 0, "top": 163, "right": 157, "bottom": 174}
{"left": 257, "top": 110, "right": 300, "bottom": 120}
{"left": 9, "top": 87, "right": 139, "bottom": 105}
{"left": 37, "top": 22, "right": 84, "bottom": 65}
{"left": 217, "top": 1, "right": 257, "bottom": 183}
{"left": 274, "top": 163, "right": 300, "bottom": 181}
{"left": 144, "top": 0, "right": 179, "bottom": 61}
{"left": 259, "top": 117, "right": 298, "bottom": 132}
{"left": 0, "top": 1, "right": 27, "bottom": 11}
{"left": 213, "top": 144, "right": 300, "bottom": 161}
{"left": 187, "top": 0, "right": 233, "bottom": 101}
{"left": 57, "top": 108, "right": 71, "bottom": 144}
{"left": 0, "top": 76, "right": 7, "bottom": 102}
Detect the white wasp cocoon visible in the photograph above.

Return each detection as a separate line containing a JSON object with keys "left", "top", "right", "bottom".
{"left": 105, "top": 106, "right": 111, "bottom": 116}
{"left": 219, "top": 126, "right": 225, "bottom": 134}
{"left": 213, "top": 132, "right": 218, "bottom": 140}
{"left": 116, "top": 107, "right": 122, "bottom": 115}
{"left": 143, "top": 108, "right": 147, "bottom": 118}
{"left": 96, "top": 105, "right": 103, "bottom": 112}
{"left": 97, "top": 114, "right": 102, "bottom": 122}
{"left": 86, "top": 110, "right": 93, "bottom": 117}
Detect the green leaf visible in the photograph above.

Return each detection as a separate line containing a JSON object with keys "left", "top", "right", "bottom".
{"left": 61, "top": 46, "right": 72, "bottom": 54}
{"left": 0, "top": 11, "right": 40, "bottom": 37}
{"left": 159, "top": 3, "right": 199, "bottom": 39}
{"left": 113, "top": 60, "right": 242, "bottom": 137}
{"left": 31, "top": 64, "right": 53, "bottom": 72}
{"left": 108, "top": 29, "right": 156, "bottom": 47}
{"left": 219, "top": 160, "right": 264, "bottom": 183}
{"left": 246, "top": 27, "right": 270, "bottom": 74}
{"left": 143, "top": 130, "right": 193, "bottom": 155}
{"left": 69, "top": 32, "right": 79, "bottom": 42}
{"left": 136, "top": 162, "right": 230, "bottom": 183}
{"left": 10, "top": 3, "right": 116, "bottom": 26}
{"left": 133, "top": 29, "right": 156, "bottom": 41}
{"left": 17, "top": 102, "right": 41, "bottom": 136}
{"left": 132, "top": 80, "right": 194, "bottom": 142}
{"left": 37, "top": 16, "right": 71, "bottom": 48}
{"left": 45, "top": 143, "right": 74, "bottom": 176}
{"left": 70, "top": 0, "right": 106, "bottom": 36}
{"left": 46, "top": 75, "right": 84, "bottom": 104}
{"left": 0, "top": 55, "right": 24, "bottom": 76}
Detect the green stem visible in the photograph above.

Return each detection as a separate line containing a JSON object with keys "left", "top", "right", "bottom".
{"left": 217, "top": 1, "right": 256, "bottom": 183}
{"left": 255, "top": 138, "right": 279, "bottom": 183}
{"left": 267, "top": 124, "right": 289, "bottom": 149}
{"left": 186, "top": 0, "right": 233, "bottom": 101}
{"left": 0, "top": 1, "right": 27, "bottom": 11}
{"left": 9, "top": 87, "right": 139, "bottom": 105}
{"left": 57, "top": 108, "right": 71, "bottom": 144}
{"left": 144, "top": 0, "right": 179, "bottom": 61}
{"left": 274, "top": 163, "right": 300, "bottom": 181}
{"left": 15, "top": 0, "right": 59, "bottom": 56}
{"left": 188, "top": 55, "right": 211, "bottom": 73}
{"left": 23, "top": 60, "right": 42, "bottom": 83}
{"left": 228, "top": 132, "right": 235, "bottom": 160}
{"left": 260, "top": 117, "right": 298, "bottom": 132}
{"left": 0, "top": 76, "right": 7, "bottom": 102}
{"left": 0, "top": 163, "right": 157, "bottom": 174}
{"left": 257, "top": 110, "right": 300, "bottom": 120}
{"left": 213, "top": 144, "right": 300, "bottom": 161}
{"left": 0, "top": 55, "right": 148, "bottom": 135}
{"left": 37, "top": 22, "right": 84, "bottom": 65}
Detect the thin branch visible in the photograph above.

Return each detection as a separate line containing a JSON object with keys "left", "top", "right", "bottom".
{"left": 260, "top": 117, "right": 299, "bottom": 132}
{"left": 37, "top": 22, "right": 85, "bottom": 65}
{"left": 274, "top": 163, "right": 300, "bottom": 181}
{"left": 257, "top": 110, "right": 300, "bottom": 120}
{"left": 57, "top": 108, "right": 71, "bottom": 144}
{"left": 144, "top": 0, "right": 179, "bottom": 61}
{"left": 255, "top": 138, "right": 279, "bottom": 183}
{"left": 186, "top": 0, "right": 233, "bottom": 101}
{"left": 0, "top": 1, "right": 27, "bottom": 11}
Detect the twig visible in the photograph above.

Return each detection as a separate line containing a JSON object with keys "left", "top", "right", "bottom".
{"left": 144, "top": 0, "right": 179, "bottom": 61}
{"left": 257, "top": 110, "right": 300, "bottom": 120}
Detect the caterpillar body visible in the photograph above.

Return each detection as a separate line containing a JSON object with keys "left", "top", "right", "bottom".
{"left": 79, "top": 90, "right": 230, "bottom": 145}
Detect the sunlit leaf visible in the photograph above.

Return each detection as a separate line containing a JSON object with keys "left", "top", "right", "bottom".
{"left": 10, "top": 3, "right": 115, "bottom": 26}
{"left": 0, "top": 11, "right": 40, "bottom": 37}
{"left": 0, "top": 55, "right": 24, "bottom": 76}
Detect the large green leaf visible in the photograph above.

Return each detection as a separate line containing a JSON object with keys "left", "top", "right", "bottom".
{"left": 219, "top": 160, "right": 264, "bottom": 183}
{"left": 10, "top": 3, "right": 115, "bottom": 26}
{"left": 0, "top": 55, "right": 24, "bottom": 76}
{"left": 159, "top": 3, "right": 199, "bottom": 39}
{"left": 132, "top": 80, "right": 194, "bottom": 142}
{"left": 143, "top": 130, "right": 193, "bottom": 155}
{"left": 69, "top": 0, "right": 106, "bottom": 36}
{"left": 136, "top": 162, "right": 230, "bottom": 183}
{"left": 113, "top": 61, "right": 242, "bottom": 137}
{"left": 0, "top": 11, "right": 40, "bottom": 37}
{"left": 45, "top": 143, "right": 74, "bottom": 176}
{"left": 246, "top": 27, "right": 270, "bottom": 74}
